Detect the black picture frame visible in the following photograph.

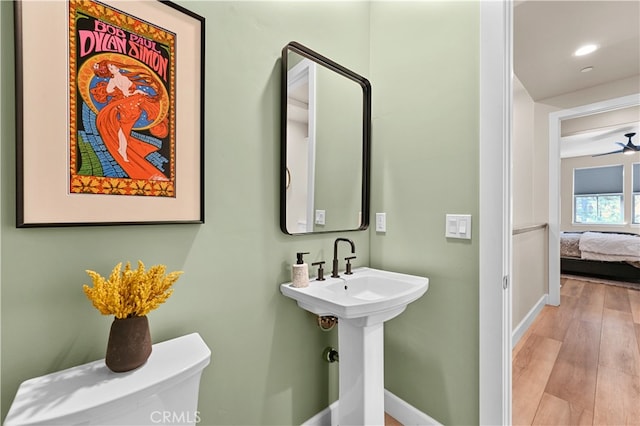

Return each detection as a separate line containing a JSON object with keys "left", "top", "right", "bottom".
{"left": 14, "top": 0, "right": 205, "bottom": 227}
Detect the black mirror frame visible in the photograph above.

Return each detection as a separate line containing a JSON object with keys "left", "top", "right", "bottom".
{"left": 280, "top": 41, "right": 371, "bottom": 235}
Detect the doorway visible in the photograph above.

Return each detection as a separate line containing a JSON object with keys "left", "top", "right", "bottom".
{"left": 547, "top": 94, "right": 640, "bottom": 306}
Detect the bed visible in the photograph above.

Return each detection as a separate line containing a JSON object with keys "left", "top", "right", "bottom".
{"left": 560, "top": 231, "right": 640, "bottom": 283}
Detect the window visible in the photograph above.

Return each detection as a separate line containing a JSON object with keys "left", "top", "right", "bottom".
{"left": 634, "top": 163, "right": 640, "bottom": 224}
{"left": 574, "top": 165, "right": 624, "bottom": 224}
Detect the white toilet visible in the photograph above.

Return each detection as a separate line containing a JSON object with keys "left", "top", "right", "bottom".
{"left": 4, "top": 333, "right": 211, "bottom": 425}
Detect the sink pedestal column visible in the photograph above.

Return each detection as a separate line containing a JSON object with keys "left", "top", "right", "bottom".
{"left": 337, "top": 320, "right": 384, "bottom": 426}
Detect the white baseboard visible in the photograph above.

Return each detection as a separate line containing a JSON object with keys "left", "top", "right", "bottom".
{"left": 512, "top": 293, "right": 548, "bottom": 348}
{"left": 384, "top": 389, "right": 441, "bottom": 425}
{"left": 302, "top": 400, "right": 338, "bottom": 426}
{"left": 302, "top": 390, "right": 441, "bottom": 426}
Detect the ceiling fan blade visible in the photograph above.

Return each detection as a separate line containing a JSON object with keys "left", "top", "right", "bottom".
{"left": 592, "top": 150, "right": 623, "bottom": 157}
{"left": 615, "top": 142, "right": 628, "bottom": 148}
{"left": 621, "top": 142, "right": 640, "bottom": 151}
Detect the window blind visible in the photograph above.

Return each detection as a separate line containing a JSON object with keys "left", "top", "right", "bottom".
{"left": 574, "top": 165, "right": 623, "bottom": 195}
{"left": 634, "top": 163, "right": 640, "bottom": 193}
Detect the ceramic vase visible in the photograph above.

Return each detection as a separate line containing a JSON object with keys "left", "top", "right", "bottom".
{"left": 105, "top": 315, "right": 152, "bottom": 372}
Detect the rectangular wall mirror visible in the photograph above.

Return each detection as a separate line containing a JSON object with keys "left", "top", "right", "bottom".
{"left": 280, "top": 41, "right": 371, "bottom": 235}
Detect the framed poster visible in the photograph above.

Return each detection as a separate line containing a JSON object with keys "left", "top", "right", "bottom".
{"left": 14, "top": 0, "right": 205, "bottom": 227}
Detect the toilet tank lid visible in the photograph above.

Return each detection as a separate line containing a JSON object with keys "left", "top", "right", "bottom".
{"left": 4, "top": 332, "right": 211, "bottom": 425}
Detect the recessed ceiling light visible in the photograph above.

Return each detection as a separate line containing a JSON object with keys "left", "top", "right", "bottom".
{"left": 574, "top": 44, "right": 598, "bottom": 57}
{"left": 580, "top": 66, "right": 594, "bottom": 73}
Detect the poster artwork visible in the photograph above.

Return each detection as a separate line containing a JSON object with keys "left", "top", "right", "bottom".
{"left": 69, "top": 0, "right": 176, "bottom": 197}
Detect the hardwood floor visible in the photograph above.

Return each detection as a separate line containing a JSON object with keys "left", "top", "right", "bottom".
{"left": 513, "top": 278, "right": 640, "bottom": 425}
{"left": 385, "top": 413, "right": 402, "bottom": 426}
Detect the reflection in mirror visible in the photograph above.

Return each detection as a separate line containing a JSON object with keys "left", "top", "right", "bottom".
{"left": 280, "top": 42, "right": 371, "bottom": 235}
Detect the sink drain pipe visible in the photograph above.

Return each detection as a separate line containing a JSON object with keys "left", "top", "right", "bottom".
{"left": 323, "top": 347, "right": 339, "bottom": 363}
{"left": 317, "top": 315, "right": 337, "bottom": 331}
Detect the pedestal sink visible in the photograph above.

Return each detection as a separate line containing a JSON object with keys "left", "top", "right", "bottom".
{"left": 280, "top": 267, "right": 429, "bottom": 425}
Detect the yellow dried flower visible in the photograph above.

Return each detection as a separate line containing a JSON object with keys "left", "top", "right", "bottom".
{"left": 83, "top": 261, "right": 183, "bottom": 319}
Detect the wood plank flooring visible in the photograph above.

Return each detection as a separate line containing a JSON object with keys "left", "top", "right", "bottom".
{"left": 513, "top": 278, "right": 640, "bottom": 425}
{"left": 385, "top": 413, "right": 402, "bottom": 426}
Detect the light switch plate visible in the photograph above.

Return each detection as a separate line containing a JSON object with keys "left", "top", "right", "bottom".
{"left": 376, "top": 212, "right": 386, "bottom": 232}
{"left": 315, "top": 210, "right": 326, "bottom": 225}
{"left": 445, "top": 214, "right": 471, "bottom": 239}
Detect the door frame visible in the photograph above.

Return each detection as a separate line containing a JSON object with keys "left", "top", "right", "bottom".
{"left": 547, "top": 93, "right": 640, "bottom": 306}
{"left": 479, "top": 1, "right": 512, "bottom": 424}
{"left": 287, "top": 58, "right": 317, "bottom": 232}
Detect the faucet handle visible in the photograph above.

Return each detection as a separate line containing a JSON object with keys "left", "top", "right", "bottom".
{"left": 344, "top": 256, "right": 356, "bottom": 275}
{"left": 312, "top": 261, "right": 326, "bottom": 281}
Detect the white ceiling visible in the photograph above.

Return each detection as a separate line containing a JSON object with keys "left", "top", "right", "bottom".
{"left": 514, "top": 0, "right": 639, "bottom": 102}
{"left": 514, "top": 0, "right": 640, "bottom": 158}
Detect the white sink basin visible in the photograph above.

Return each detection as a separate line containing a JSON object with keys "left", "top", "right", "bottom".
{"left": 281, "top": 266, "right": 429, "bottom": 424}
{"left": 280, "top": 267, "right": 429, "bottom": 324}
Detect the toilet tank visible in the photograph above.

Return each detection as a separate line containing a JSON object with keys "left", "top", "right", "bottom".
{"left": 4, "top": 333, "right": 211, "bottom": 426}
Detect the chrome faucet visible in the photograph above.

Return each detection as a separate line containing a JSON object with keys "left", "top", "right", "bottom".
{"left": 332, "top": 238, "right": 356, "bottom": 278}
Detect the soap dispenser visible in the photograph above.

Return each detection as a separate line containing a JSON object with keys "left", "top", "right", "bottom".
{"left": 291, "top": 252, "right": 310, "bottom": 288}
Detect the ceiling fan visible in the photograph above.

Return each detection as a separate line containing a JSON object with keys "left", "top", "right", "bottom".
{"left": 593, "top": 132, "right": 640, "bottom": 157}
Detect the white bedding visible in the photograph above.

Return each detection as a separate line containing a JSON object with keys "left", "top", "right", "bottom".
{"left": 579, "top": 231, "right": 640, "bottom": 264}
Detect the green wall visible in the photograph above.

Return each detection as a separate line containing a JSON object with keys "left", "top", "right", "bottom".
{"left": 1, "top": 1, "right": 480, "bottom": 425}
{"left": 369, "top": 3, "right": 480, "bottom": 424}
